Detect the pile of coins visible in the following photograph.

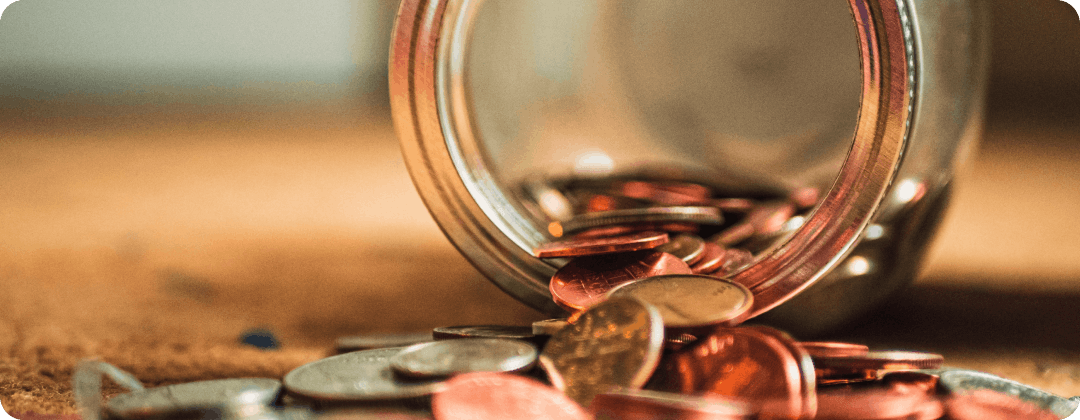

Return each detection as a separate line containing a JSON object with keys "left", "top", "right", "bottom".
{"left": 71, "top": 178, "right": 1078, "bottom": 419}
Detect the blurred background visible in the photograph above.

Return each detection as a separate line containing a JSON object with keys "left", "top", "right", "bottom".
{"left": 0, "top": 0, "right": 1078, "bottom": 413}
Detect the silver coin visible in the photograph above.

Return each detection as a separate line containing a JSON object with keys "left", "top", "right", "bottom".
{"left": 432, "top": 325, "right": 535, "bottom": 341}
{"left": 283, "top": 347, "right": 445, "bottom": 402}
{"left": 538, "top": 297, "right": 664, "bottom": 407}
{"left": 105, "top": 378, "right": 281, "bottom": 419}
{"left": 937, "top": 369, "right": 1078, "bottom": 418}
{"left": 389, "top": 338, "right": 538, "bottom": 379}
{"left": 557, "top": 206, "right": 723, "bottom": 234}
{"left": 532, "top": 319, "right": 569, "bottom": 336}
{"left": 335, "top": 332, "right": 433, "bottom": 354}
{"left": 655, "top": 234, "right": 706, "bottom": 263}
{"left": 606, "top": 274, "right": 754, "bottom": 330}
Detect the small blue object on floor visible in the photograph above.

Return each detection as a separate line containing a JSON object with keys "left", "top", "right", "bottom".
{"left": 239, "top": 327, "right": 280, "bottom": 350}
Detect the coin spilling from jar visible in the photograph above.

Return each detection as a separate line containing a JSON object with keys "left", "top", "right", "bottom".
{"left": 73, "top": 179, "right": 1077, "bottom": 419}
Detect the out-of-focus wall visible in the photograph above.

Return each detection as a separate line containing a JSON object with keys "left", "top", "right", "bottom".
{"left": 0, "top": 0, "right": 397, "bottom": 112}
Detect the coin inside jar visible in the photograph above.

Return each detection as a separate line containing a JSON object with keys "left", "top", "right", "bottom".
{"left": 283, "top": 347, "right": 445, "bottom": 402}
{"left": 606, "top": 274, "right": 753, "bottom": 333}
{"left": 539, "top": 297, "right": 664, "bottom": 408}
{"left": 654, "top": 234, "right": 706, "bottom": 264}
{"left": 690, "top": 242, "right": 727, "bottom": 274}
{"left": 647, "top": 326, "right": 815, "bottom": 420}
{"left": 106, "top": 378, "right": 282, "bottom": 419}
{"left": 432, "top": 372, "right": 590, "bottom": 420}
{"left": 554, "top": 206, "right": 723, "bottom": 235}
{"left": 549, "top": 250, "right": 692, "bottom": 311}
{"left": 388, "top": 338, "right": 538, "bottom": 379}
{"left": 533, "top": 231, "right": 669, "bottom": 258}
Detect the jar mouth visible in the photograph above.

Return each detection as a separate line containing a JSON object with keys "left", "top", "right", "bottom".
{"left": 391, "top": 0, "right": 915, "bottom": 317}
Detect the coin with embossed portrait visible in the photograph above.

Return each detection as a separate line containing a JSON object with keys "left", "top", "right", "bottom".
{"left": 539, "top": 297, "right": 664, "bottom": 407}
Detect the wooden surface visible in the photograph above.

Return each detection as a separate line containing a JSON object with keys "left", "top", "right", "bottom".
{"left": 1, "top": 106, "right": 1079, "bottom": 413}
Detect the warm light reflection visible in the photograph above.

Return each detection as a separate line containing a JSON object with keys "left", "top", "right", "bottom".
{"left": 864, "top": 224, "right": 885, "bottom": 240}
{"left": 573, "top": 150, "right": 615, "bottom": 175}
{"left": 846, "top": 256, "right": 871, "bottom": 276}
{"left": 895, "top": 179, "right": 925, "bottom": 204}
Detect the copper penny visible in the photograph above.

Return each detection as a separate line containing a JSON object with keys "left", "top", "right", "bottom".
{"left": 616, "top": 181, "right": 712, "bottom": 205}
{"left": 655, "top": 234, "right": 706, "bottom": 264}
{"left": 549, "top": 250, "right": 692, "bottom": 311}
{"left": 648, "top": 326, "right": 815, "bottom": 420}
{"left": 432, "top": 372, "right": 589, "bottom": 420}
{"left": 591, "top": 389, "right": 751, "bottom": 420}
{"left": 788, "top": 187, "right": 821, "bottom": 210}
{"left": 534, "top": 231, "right": 669, "bottom": 258}
{"left": 711, "top": 198, "right": 757, "bottom": 214}
{"left": 816, "top": 374, "right": 943, "bottom": 420}
{"left": 798, "top": 341, "right": 870, "bottom": 358}
{"left": 691, "top": 242, "right": 727, "bottom": 274}
{"left": 558, "top": 206, "right": 723, "bottom": 235}
{"left": 570, "top": 222, "right": 699, "bottom": 240}
{"left": 815, "top": 367, "right": 879, "bottom": 386}
{"left": 812, "top": 350, "right": 944, "bottom": 371}
{"left": 539, "top": 297, "right": 665, "bottom": 408}
{"left": 709, "top": 223, "right": 755, "bottom": 247}
{"left": 606, "top": 274, "right": 753, "bottom": 332}
{"left": 743, "top": 201, "right": 796, "bottom": 235}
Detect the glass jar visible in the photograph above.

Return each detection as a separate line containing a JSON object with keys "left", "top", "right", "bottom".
{"left": 389, "top": 0, "right": 989, "bottom": 336}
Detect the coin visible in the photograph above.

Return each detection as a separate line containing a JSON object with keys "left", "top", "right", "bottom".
{"left": 335, "top": 332, "right": 433, "bottom": 354}
{"left": 937, "top": 369, "right": 1078, "bottom": 418}
{"left": 691, "top": 242, "right": 727, "bottom": 274}
{"left": 709, "top": 223, "right": 755, "bottom": 247}
{"left": 282, "top": 347, "right": 444, "bottom": 402}
{"left": 431, "top": 372, "right": 590, "bottom": 420}
{"left": 556, "top": 206, "right": 723, "bottom": 234}
{"left": 811, "top": 350, "right": 944, "bottom": 371}
{"left": 814, "top": 367, "right": 880, "bottom": 386}
{"left": 389, "top": 339, "right": 538, "bottom": 378}
{"left": 945, "top": 389, "right": 1060, "bottom": 420}
{"left": 316, "top": 408, "right": 433, "bottom": 420}
{"left": 654, "top": 234, "right": 706, "bottom": 264}
{"left": 532, "top": 319, "right": 569, "bottom": 336}
{"left": 591, "top": 389, "right": 751, "bottom": 420}
{"left": 711, "top": 198, "right": 757, "bottom": 214}
{"left": 533, "top": 231, "right": 669, "bottom": 258}
{"left": 431, "top": 325, "right": 536, "bottom": 341}
{"left": 789, "top": 187, "right": 821, "bottom": 210}
{"left": 816, "top": 375, "right": 943, "bottom": 420}
{"left": 716, "top": 248, "right": 755, "bottom": 278}
{"left": 648, "top": 326, "right": 816, "bottom": 420}
{"left": 549, "top": 250, "right": 692, "bottom": 311}
{"left": 606, "top": 274, "right": 753, "bottom": 332}
{"left": 798, "top": 341, "right": 870, "bottom": 358}
{"left": 106, "top": 378, "right": 282, "bottom": 419}
{"left": 743, "top": 201, "right": 796, "bottom": 235}
{"left": 539, "top": 297, "right": 664, "bottom": 407}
